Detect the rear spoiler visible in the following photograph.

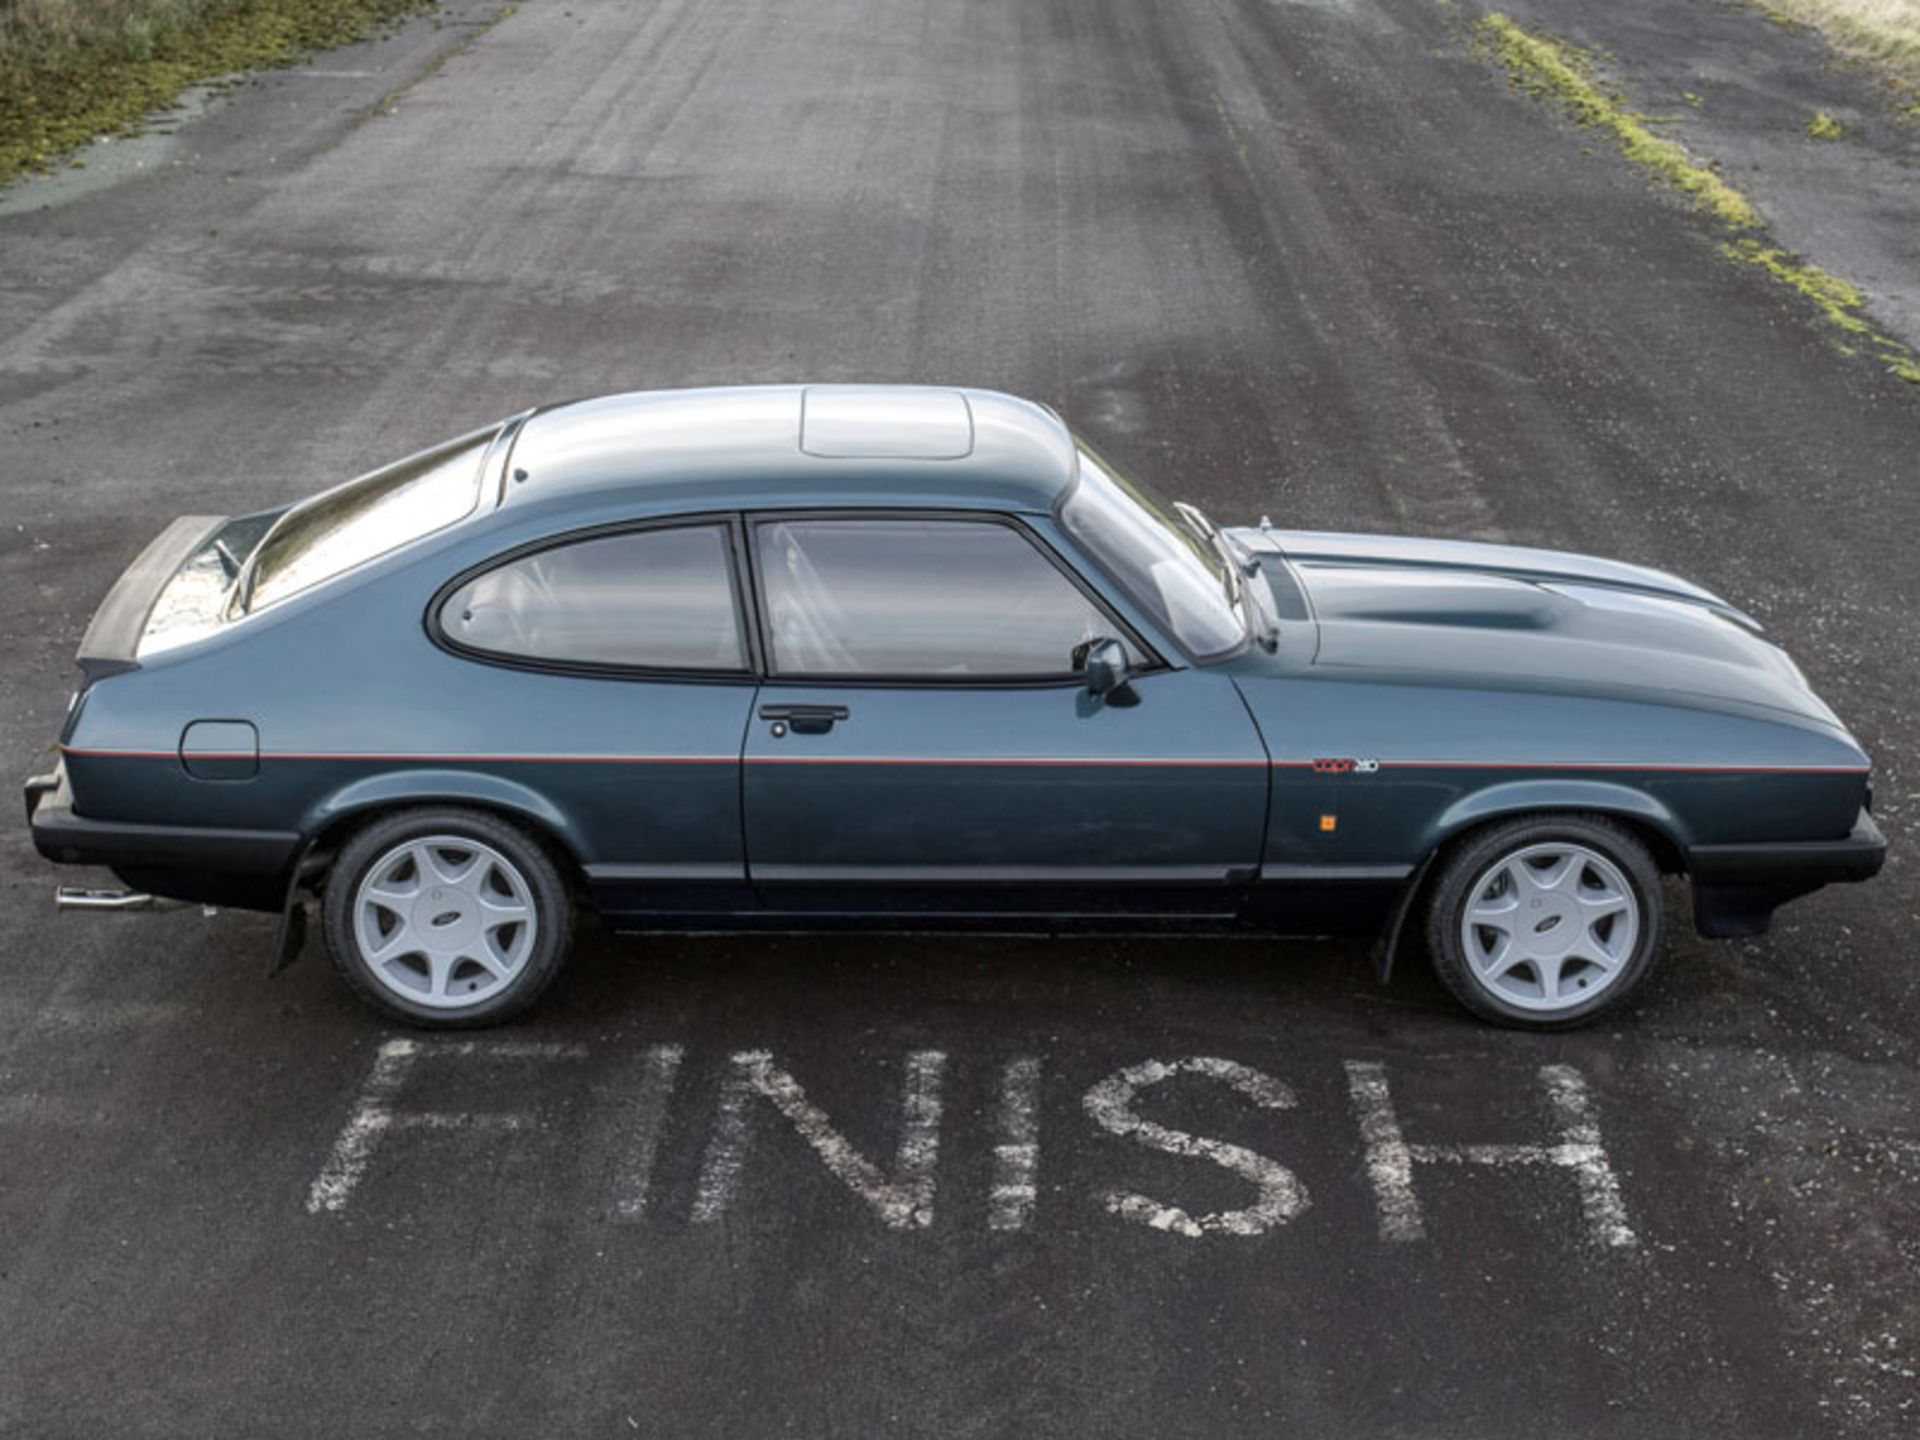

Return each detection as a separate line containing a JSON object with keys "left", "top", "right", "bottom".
{"left": 76, "top": 516, "right": 227, "bottom": 682}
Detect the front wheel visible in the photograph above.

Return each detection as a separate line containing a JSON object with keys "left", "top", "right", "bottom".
{"left": 1425, "top": 814, "right": 1663, "bottom": 1029}
{"left": 322, "top": 807, "right": 574, "bottom": 1028}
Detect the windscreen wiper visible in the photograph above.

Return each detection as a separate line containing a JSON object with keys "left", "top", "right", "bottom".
{"left": 1219, "top": 526, "right": 1263, "bottom": 577}
{"left": 1172, "top": 501, "right": 1215, "bottom": 546}
{"left": 1176, "top": 500, "right": 1261, "bottom": 602}
{"left": 1177, "top": 503, "right": 1283, "bottom": 650}
{"left": 1173, "top": 501, "right": 1230, "bottom": 583}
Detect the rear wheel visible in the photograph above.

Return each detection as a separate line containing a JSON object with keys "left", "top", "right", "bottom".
{"left": 1425, "top": 814, "right": 1662, "bottom": 1029}
{"left": 322, "top": 807, "right": 574, "bottom": 1028}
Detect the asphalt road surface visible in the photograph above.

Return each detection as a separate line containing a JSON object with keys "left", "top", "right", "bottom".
{"left": 2, "top": 1, "right": 1917, "bottom": 1435}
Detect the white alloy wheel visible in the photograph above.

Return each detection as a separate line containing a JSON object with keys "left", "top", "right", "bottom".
{"left": 1457, "top": 841, "right": 1641, "bottom": 1014}
{"left": 350, "top": 834, "right": 541, "bottom": 1011}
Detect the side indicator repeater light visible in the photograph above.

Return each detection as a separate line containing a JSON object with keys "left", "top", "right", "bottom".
{"left": 1319, "top": 814, "right": 1338, "bottom": 833}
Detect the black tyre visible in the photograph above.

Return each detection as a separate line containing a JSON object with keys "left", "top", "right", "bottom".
{"left": 1425, "top": 813, "right": 1663, "bottom": 1029}
{"left": 322, "top": 806, "right": 574, "bottom": 1028}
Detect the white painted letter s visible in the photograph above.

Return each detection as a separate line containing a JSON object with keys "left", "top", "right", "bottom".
{"left": 1083, "top": 1057, "right": 1307, "bottom": 1238}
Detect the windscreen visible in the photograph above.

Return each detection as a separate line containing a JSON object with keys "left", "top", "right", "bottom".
{"left": 1059, "top": 446, "right": 1245, "bottom": 658}
{"left": 243, "top": 429, "right": 492, "bottom": 613}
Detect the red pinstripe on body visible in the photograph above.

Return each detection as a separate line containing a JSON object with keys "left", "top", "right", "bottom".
{"left": 59, "top": 746, "right": 1867, "bottom": 774}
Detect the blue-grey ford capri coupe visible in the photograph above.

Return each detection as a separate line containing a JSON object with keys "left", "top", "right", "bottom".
{"left": 24, "top": 386, "right": 1885, "bottom": 1028}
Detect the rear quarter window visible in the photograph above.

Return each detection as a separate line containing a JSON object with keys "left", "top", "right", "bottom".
{"left": 438, "top": 524, "right": 747, "bottom": 672}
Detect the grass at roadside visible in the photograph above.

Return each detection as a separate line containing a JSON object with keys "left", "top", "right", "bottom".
{"left": 1477, "top": 17, "right": 1759, "bottom": 229}
{"left": 1478, "top": 13, "right": 1920, "bottom": 385}
{"left": 0, "top": 0, "right": 429, "bottom": 189}
{"left": 1763, "top": 0, "right": 1920, "bottom": 92}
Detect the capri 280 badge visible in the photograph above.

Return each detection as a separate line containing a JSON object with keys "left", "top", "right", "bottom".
{"left": 1311, "top": 757, "right": 1380, "bottom": 775}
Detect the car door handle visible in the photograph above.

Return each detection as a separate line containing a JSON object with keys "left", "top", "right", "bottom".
{"left": 759, "top": 704, "right": 849, "bottom": 735}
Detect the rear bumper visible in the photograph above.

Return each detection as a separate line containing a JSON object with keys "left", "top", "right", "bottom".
{"left": 1688, "top": 809, "right": 1887, "bottom": 938}
{"left": 26, "top": 763, "right": 300, "bottom": 912}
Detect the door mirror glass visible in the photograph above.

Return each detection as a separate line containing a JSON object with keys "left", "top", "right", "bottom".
{"left": 1079, "top": 637, "right": 1131, "bottom": 698}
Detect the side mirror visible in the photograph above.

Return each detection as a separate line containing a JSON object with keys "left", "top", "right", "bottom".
{"left": 1080, "top": 637, "right": 1132, "bottom": 699}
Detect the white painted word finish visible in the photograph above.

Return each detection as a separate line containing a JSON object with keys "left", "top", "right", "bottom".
{"left": 309, "top": 1041, "right": 1638, "bottom": 1248}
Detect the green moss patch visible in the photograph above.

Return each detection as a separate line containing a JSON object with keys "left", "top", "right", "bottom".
{"left": 1724, "top": 239, "right": 1869, "bottom": 332}
{"left": 1, "top": 0, "right": 429, "bottom": 189}
{"left": 1478, "top": 15, "right": 1758, "bottom": 227}
{"left": 1806, "top": 109, "right": 1845, "bottom": 139}
{"left": 1478, "top": 12, "right": 1919, "bottom": 386}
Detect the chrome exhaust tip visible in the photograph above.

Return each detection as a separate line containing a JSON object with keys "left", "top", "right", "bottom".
{"left": 56, "top": 886, "right": 156, "bottom": 911}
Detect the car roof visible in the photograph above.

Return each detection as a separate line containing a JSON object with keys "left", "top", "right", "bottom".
{"left": 499, "top": 385, "right": 1080, "bottom": 514}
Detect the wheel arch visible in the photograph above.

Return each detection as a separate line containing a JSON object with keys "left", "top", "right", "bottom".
{"left": 1427, "top": 780, "right": 1690, "bottom": 872}
{"left": 1376, "top": 782, "right": 1690, "bottom": 981}
{"left": 287, "top": 770, "right": 592, "bottom": 901}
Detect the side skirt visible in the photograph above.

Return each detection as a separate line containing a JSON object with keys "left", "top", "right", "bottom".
{"left": 595, "top": 863, "right": 1414, "bottom": 939}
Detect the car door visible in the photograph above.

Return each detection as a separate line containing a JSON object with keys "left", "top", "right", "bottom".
{"left": 741, "top": 512, "right": 1269, "bottom": 915}
{"left": 432, "top": 517, "right": 759, "bottom": 917}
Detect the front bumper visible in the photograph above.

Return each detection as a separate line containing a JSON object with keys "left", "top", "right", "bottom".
{"left": 1687, "top": 808, "right": 1887, "bottom": 938}
{"left": 26, "top": 761, "right": 301, "bottom": 912}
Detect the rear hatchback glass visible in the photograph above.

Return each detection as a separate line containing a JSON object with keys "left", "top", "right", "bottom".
{"left": 242, "top": 429, "right": 493, "bottom": 614}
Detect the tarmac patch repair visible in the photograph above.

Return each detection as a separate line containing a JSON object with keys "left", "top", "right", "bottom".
{"left": 308, "top": 1038, "right": 1638, "bottom": 1247}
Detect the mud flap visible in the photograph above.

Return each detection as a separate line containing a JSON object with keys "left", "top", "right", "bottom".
{"left": 271, "top": 897, "right": 308, "bottom": 976}
{"left": 1372, "top": 852, "right": 1438, "bottom": 983}
{"left": 269, "top": 840, "right": 326, "bottom": 976}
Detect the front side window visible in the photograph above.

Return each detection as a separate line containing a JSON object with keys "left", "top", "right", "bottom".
{"left": 756, "top": 517, "right": 1130, "bottom": 678}
{"left": 1059, "top": 446, "right": 1246, "bottom": 658}
{"left": 245, "top": 430, "right": 493, "bottom": 612}
{"left": 440, "top": 524, "right": 745, "bottom": 671}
